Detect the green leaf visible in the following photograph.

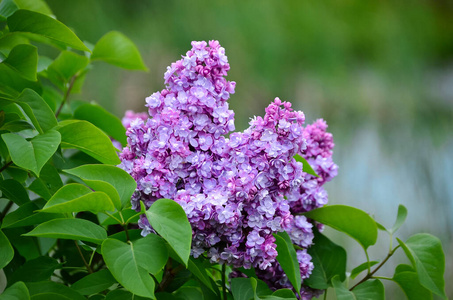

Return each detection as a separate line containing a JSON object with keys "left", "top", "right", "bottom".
{"left": 0, "top": 63, "right": 41, "bottom": 94}
{"left": 2, "top": 130, "right": 61, "bottom": 176}
{"left": 92, "top": 31, "right": 148, "bottom": 71}
{"left": 0, "top": 281, "right": 30, "bottom": 300}
{"left": 173, "top": 286, "right": 204, "bottom": 300}
{"left": 303, "top": 205, "right": 378, "bottom": 249}
{"left": 47, "top": 51, "right": 89, "bottom": 90}
{"left": 24, "top": 218, "right": 108, "bottom": 244}
{"left": 397, "top": 234, "right": 446, "bottom": 299}
{"left": 305, "top": 230, "right": 347, "bottom": 289}
{"left": 145, "top": 198, "right": 192, "bottom": 267}
{"left": 9, "top": 256, "right": 60, "bottom": 285}
{"left": 71, "top": 269, "right": 117, "bottom": 295}
{"left": 57, "top": 120, "right": 121, "bottom": 165}
{"left": 102, "top": 234, "right": 169, "bottom": 298}
{"left": 64, "top": 164, "right": 136, "bottom": 209}
{"left": 105, "top": 290, "right": 149, "bottom": 300}
{"left": 0, "top": 178, "right": 30, "bottom": 205}
{"left": 3, "top": 227, "right": 40, "bottom": 260}
{"left": 293, "top": 154, "right": 319, "bottom": 177}
{"left": 7, "top": 10, "right": 90, "bottom": 52}
{"left": 0, "top": 229, "right": 14, "bottom": 269}
{"left": 2, "top": 201, "right": 63, "bottom": 228}
{"left": 0, "top": 33, "right": 30, "bottom": 55}
{"left": 390, "top": 204, "right": 407, "bottom": 234}
{"left": 273, "top": 231, "right": 301, "bottom": 295}
{"left": 230, "top": 277, "right": 257, "bottom": 300}
{"left": 392, "top": 264, "right": 432, "bottom": 300}
{"left": 2, "top": 44, "right": 38, "bottom": 81}
{"left": 27, "top": 163, "right": 63, "bottom": 200}
{"left": 332, "top": 276, "right": 384, "bottom": 300}
{"left": 265, "top": 289, "right": 297, "bottom": 299}
{"left": 350, "top": 261, "right": 379, "bottom": 280}
{"left": 25, "top": 281, "right": 85, "bottom": 300}
{"left": 0, "top": 0, "right": 18, "bottom": 20}
{"left": 188, "top": 257, "right": 215, "bottom": 293}
{"left": 14, "top": 0, "right": 53, "bottom": 16}
{"left": 0, "top": 120, "right": 34, "bottom": 132}
{"left": 74, "top": 103, "right": 127, "bottom": 146}
{"left": 41, "top": 183, "right": 115, "bottom": 213}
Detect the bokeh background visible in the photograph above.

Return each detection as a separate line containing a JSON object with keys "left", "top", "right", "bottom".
{"left": 47, "top": 1, "right": 453, "bottom": 298}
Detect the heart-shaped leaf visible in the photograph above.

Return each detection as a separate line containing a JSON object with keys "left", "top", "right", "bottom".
{"left": 2, "top": 130, "right": 60, "bottom": 176}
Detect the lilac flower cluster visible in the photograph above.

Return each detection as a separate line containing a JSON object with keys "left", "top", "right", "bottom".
{"left": 119, "top": 41, "right": 337, "bottom": 298}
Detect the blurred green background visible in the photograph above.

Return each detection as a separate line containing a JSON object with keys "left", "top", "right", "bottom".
{"left": 46, "top": 1, "right": 453, "bottom": 298}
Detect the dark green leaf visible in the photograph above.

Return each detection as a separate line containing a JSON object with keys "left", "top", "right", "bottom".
{"left": 350, "top": 261, "right": 379, "bottom": 280}
{"left": 0, "top": 281, "right": 30, "bottom": 300}
{"left": 397, "top": 234, "right": 446, "bottom": 299}
{"left": 9, "top": 256, "right": 60, "bottom": 285}
{"left": 24, "top": 218, "right": 108, "bottom": 244}
{"left": 5, "top": 166, "right": 28, "bottom": 182}
{"left": 303, "top": 205, "right": 378, "bottom": 249}
{"left": 57, "top": 120, "right": 121, "bottom": 165}
{"left": 0, "top": 229, "right": 14, "bottom": 269}
{"left": 0, "top": 63, "right": 41, "bottom": 94}
{"left": 332, "top": 276, "right": 384, "bottom": 300}
{"left": 173, "top": 286, "right": 203, "bottom": 300}
{"left": 0, "top": 178, "right": 30, "bottom": 205}
{"left": 27, "top": 163, "right": 63, "bottom": 200}
{"left": 305, "top": 230, "right": 347, "bottom": 289}
{"left": 71, "top": 269, "right": 117, "bottom": 295}
{"left": 266, "top": 289, "right": 297, "bottom": 299}
{"left": 273, "top": 231, "right": 301, "bottom": 295}
{"left": 390, "top": 204, "right": 407, "bottom": 234}
{"left": 25, "top": 281, "right": 85, "bottom": 300}
{"left": 293, "top": 154, "right": 319, "bottom": 177}
{"left": 2, "top": 44, "right": 38, "bottom": 81}
{"left": 16, "top": 89, "right": 58, "bottom": 133}
{"left": 102, "top": 234, "right": 169, "bottom": 298}
{"left": 92, "top": 31, "right": 148, "bottom": 71}
{"left": 0, "top": 120, "right": 34, "bottom": 132}
{"left": 74, "top": 103, "right": 127, "bottom": 146}
{"left": 392, "top": 264, "right": 432, "bottom": 300}
{"left": 7, "top": 10, "right": 90, "bottom": 52}
{"left": 104, "top": 290, "right": 149, "bottom": 300}
{"left": 64, "top": 164, "right": 136, "bottom": 209}
{"left": 188, "top": 257, "right": 215, "bottom": 293}
{"left": 2, "top": 130, "right": 61, "bottom": 176}
{"left": 146, "top": 198, "right": 192, "bottom": 267}
{"left": 3, "top": 227, "right": 40, "bottom": 260}
{"left": 2, "top": 201, "right": 63, "bottom": 228}
{"left": 230, "top": 277, "right": 256, "bottom": 300}
{"left": 41, "top": 183, "right": 115, "bottom": 213}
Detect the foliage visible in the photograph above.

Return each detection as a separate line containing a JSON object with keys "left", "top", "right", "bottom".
{"left": 0, "top": 1, "right": 447, "bottom": 299}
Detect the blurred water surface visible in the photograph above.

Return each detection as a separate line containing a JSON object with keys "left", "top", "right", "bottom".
{"left": 47, "top": 1, "right": 453, "bottom": 297}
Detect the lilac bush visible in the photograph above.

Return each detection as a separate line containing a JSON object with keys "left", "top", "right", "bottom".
{"left": 119, "top": 40, "right": 337, "bottom": 297}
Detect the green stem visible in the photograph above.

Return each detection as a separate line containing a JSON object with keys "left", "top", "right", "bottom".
{"left": 365, "top": 250, "right": 371, "bottom": 275}
{"left": 372, "top": 276, "right": 393, "bottom": 281}
{"left": 323, "top": 289, "right": 328, "bottom": 300}
{"left": 222, "top": 263, "right": 227, "bottom": 300}
{"left": 74, "top": 240, "right": 93, "bottom": 274}
{"left": 104, "top": 211, "right": 123, "bottom": 225}
{"left": 55, "top": 75, "right": 78, "bottom": 118}
{"left": 350, "top": 245, "right": 400, "bottom": 291}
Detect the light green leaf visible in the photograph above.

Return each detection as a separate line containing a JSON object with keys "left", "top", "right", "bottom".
{"left": 293, "top": 154, "right": 319, "bottom": 177}
{"left": 92, "top": 31, "right": 148, "bottom": 71}
{"left": 25, "top": 281, "right": 85, "bottom": 300}
{"left": 332, "top": 276, "right": 384, "bottom": 300}
{"left": 2, "top": 44, "right": 38, "bottom": 81}
{"left": 14, "top": 0, "right": 53, "bottom": 15}
{"left": 71, "top": 269, "right": 117, "bottom": 295}
{"left": 350, "top": 261, "right": 379, "bottom": 280}
{"left": 390, "top": 204, "right": 407, "bottom": 234}
{"left": 27, "top": 163, "right": 63, "bottom": 200}
{"left": 105, "top": 290, "right": 149, "bottom": 300}
{"left": 264, "top": 289, "right": 297, "bottom": 299}
{"left": 0, "top": 64, "right": 41, "bottom": 95}
{"left": 392, "top": 264, "right": 432, "bottom": 300}
{"left": 0, "top": 281, "right": 30, "bottom": 300}
{"left": 47, "top": 51, "right": 89, "bottom": 90}
{"left": 64, "top": 164, "right": 136, "bottom": 209}
{"left": 74, "top": 103, "right": 127, "bottom": 146}
{"left": 305, "top": 230, "right": 347, "bottom": 289}
{"left": 24, "top": 218, "right": 108, "bottom": 244}
{"left": 0, "top": 229, "right": 14, "bottom": 269}
{"left": 0, "top": 120, "right": 34, "bottom": 132}
{"left": 57, "top": 120, "right": 121, "bottom": 165}
{"left": 273, "top": 231, "right": 301, "bottom": 295}
{"left": 0, "top": 178, "right": 30, "bottom": 205}
{"left": 230, "top": 278, "right": 257, "bottom": 300}
{"left": 145, "top": 198, "right": 192, "bottom": 267}
{"left": 173, "top": 286, "right": 203, "bottom": 300}
{"left": 2, "top": 201, "right": 63, "bottom": 228}
{"left": 41, "top": 183, "right": 115, "bottom": 213}
{"left": 9, "top": 256, "right": 60, "bottom": 285}
{"left": 7, "top": 10, "right": 90, "bottom": 52}
{"left": 397, "top": 234, "right": 446, "bottom": 299}
{"left": 17, "top": 89, "right": 58, "bottom": 133}
{"left": 102, "top": 234, "right": 169, "bottom": 299}
{"left": 303, "top": 205, "right": 378, "bottom": 249}
{"left": 0, "top": 0, "right": 18, "bottom": 20}
{"left": 2, "top": 130, "right": 61, "bottom": 176}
